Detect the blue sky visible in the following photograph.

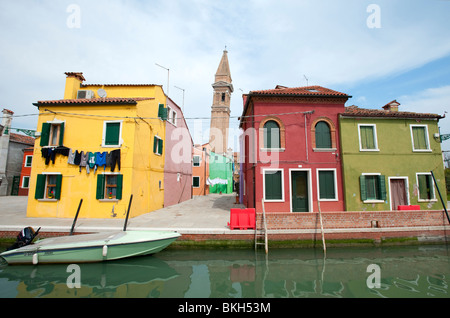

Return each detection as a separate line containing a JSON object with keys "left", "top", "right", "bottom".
{"left": 0, "top": 0, "right": 449, "bottom": 152}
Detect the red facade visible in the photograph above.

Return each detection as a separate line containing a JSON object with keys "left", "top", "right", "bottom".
{"left": 18, "top": 148, "right": 33, "bottom": 196}
{"left": 239, "top": 86, "right": 350, "bottom": 213}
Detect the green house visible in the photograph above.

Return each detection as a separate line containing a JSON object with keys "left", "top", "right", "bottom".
{"left": 339, "top": 101, "right": 446, "bottom": 211}
{"left": 208, "top": 151, "right": 233, "bottom": 194}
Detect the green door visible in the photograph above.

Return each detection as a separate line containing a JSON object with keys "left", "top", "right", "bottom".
{"left": 291, "top": 171, "right": 309, "bottom": 212}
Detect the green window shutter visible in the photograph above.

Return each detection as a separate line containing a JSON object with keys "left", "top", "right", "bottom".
{"left": 158, "top": 104, "right": 168, "bottom": 120}
{"left": 54, "top": 174, "right": 63, "bottom": 200}
{"left": 96, "top": 174, "right": 105, "bottom": 199}
{"left": 319, "top": 171, "right": 335, "bottom": 199}
{"left": 412, "top": 127, "right": 427, "bottom": 149}
{"left": 315, "top": 122, "right": 332, "bottom": 148}
{"left": 116, "top": 174, "right": 123, "bottom": 200}
{"left": 360, "top": 126, "right": 375, "bottom": 149}
{"left": 105, "top": 122, "right": 120, "bottom": 146}
{"left": 35, "top": 174, "right": 46, "bottom": 199}
{"left": 40, "top": 123, "right": 50, "bottom": 147}
{"left": 418, "top": 174, "right": 433, "bottom": 200}
{"left": 265, "top": 171, "right": 282, "bottom": 200}
{"left": 377, "top": 175, "right": 386, "bottom": 200}
{"left": 153, "top": 136, "right": 158, "bottom": 153}
{"left": 360, "top": 175, "right": 367, "bottom": 201}
{"left": 158, "top": 138, "right": 163, "bottom": 155}
{"left": 263, "top": 121, "right": 280, "bottom": 148}
{"left": 58, "top": 122, "right": 65, "bottom": 146}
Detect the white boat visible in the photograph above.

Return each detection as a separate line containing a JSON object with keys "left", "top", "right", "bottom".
{"left": 0, "top": 230, "right": 180, "bottom": 265}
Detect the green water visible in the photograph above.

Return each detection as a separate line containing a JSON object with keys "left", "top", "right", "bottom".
{"left": 0, "top": 244, "right": 449, "bottom": 298}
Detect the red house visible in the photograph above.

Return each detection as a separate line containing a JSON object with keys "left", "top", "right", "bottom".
{"left": 18, "top": 147, "right": 33, "bottom": 196}
{"left": 239, "top": 85, "right": 351, "bottom": 213}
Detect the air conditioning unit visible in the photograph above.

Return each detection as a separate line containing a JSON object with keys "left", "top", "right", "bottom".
{"left": 77, "top": 90, "right": 95, "bottom": 99}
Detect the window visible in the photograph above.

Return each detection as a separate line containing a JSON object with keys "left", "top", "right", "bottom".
{"left": 158, "top": 104, "right": 168, "bottom": 121}
{"left": 417, "top": 173, "right": 435, "bottom": 201}
{"left": 193, "top": 155, "right": 201, "bottom": 167}
{"left": 22, "top": 176, "right": 30, "bottom": 189}
{"left": 263, "top": 121, "right": 280, "bottom": 149}
{"left": 193, "top": 176, "right": 200, "bottom": 188}
{"left": 315, "top": 122, "right": 332, "bottom": 149}
{"left": 96, "top": 174, "right": 123, "bottom": 200}
{"left": 360, "top": 174, "right": 386, "bottom": 202}
{"left": 35, "top": 173, "right": 62, "bottom": 200}
{"left": 167, "top": 107, "right": 177, "bottom": 126}
{"left": 411, "top": 125, "right": 430, "bottom": 151}
{"left": 103, "top": 121, "right": 122, "bottom": 147}
{"left": 264, "top": 169, "right": 284, "bottom": 201}
{"left": 358, "top": 124, "right": 379, "bottom": 151}
{"left": 25, "top": 155, "right": 33, "bottom": 167}
{"left": 317, "top": 169, "right": 337, "bottom": 200}
{"left": 153, "top": 136, "right": 163, "bottom": 155}
{"left": 40, "top": 122, "right": 65, "bottom": 147}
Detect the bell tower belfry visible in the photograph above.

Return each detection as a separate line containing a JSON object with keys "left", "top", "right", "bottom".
{"left": 209, "top": 49, "right": 233, "bottom": 154}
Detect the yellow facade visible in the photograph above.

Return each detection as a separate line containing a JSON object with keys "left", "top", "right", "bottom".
{"left": 27, "top": 73, "right": 168, "bottom": 219}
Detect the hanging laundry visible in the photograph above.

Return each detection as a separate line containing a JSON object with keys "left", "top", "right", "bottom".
{"left": 41, "top": 148, "right": 56, "bottom": 165}
{"left": 68, "top": 149, "right": 76, "bottom": 165}
{"left": 88, "top": 152, "right": 96, "bottom": 170}
{"left": 74, "top": 150, "right": 82, "bottom": 166}
{"left": 109, "top": 149, "right": 121, "bottom": 172}
{"left": 95, "top": 152, "right": 107, "bottom": 172}
{"left": 79, "top": 151, "right": 89, "bottom": 173}
{"left": 54, "top": 146, "right": 70, "bottom": 157}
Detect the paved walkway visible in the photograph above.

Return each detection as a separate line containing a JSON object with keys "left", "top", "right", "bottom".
{"left": 0, "top": 194, "right": 246, "bottom": 235}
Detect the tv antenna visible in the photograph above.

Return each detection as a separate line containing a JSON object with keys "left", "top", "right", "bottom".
{"left": 304, "top": 75, "right": 309, "bottom": 87}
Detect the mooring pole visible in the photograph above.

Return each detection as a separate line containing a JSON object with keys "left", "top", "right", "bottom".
{"left": 430, "top": 171, "right": 450, "bottom": 225}
{"left": 123, "top": 194, "right": 133, "bottom": 231}
{"left": 70, "top": 199, "right": 83, "bottom": 235}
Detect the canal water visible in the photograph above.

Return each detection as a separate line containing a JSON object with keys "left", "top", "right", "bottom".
{"left": 0, "top": 244, "right": 448, "bottom": 298}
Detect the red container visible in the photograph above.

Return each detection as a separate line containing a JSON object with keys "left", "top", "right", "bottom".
{"left": 228, "top": 208, "right": 255, "bottom": 230}
{"left": 397, "top": 205, "right": 420, "bottom": 210}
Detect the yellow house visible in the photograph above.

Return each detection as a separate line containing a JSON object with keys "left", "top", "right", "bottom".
{"left": 27, "top": 72, "right": 169, "bottom": 219}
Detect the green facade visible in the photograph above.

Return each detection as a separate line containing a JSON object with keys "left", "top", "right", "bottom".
{"left": 209, "top": 152, "right": 233, "bottom": 194}
{"left": 339, "top": 115, "right": 446, "bottom": 211}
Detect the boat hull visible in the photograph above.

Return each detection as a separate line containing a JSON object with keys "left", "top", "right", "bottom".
{"left": 0, "top": 231, "right": 180, "bottom": 265}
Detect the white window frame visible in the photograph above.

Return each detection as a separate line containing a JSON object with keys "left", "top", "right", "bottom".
{"left": 410, "top": 124, "right": 431, "bottom": 152}
{"left": 361, "top": 172, "right": 385, "bottom": 203}
{"left": 102, "top": 120, "right": 123, "bottom": 148}
{"left": 24, "top": 155, "right": 33, "bottom": 167}
{"left": 154, "top": 135, "right": 163, "bottom": 156}
{"left": 358, "top": 124, "right": 379, "bottom": 152}
{"left": 193, "top": 176, "right": 200, "bottom": 188}
{"left": 415, "top": 172, "right": 437, "bottom": 202}
{"left": 316, "top": 168, "right": 338, "bottom": 201}
{"left": 262, "top": 168, "right": 284, "bottom": 202}
{"left": 21, "top": 176, "right": 30, "bottom": 189}
{"left": 193, "top": 155, "right": 201, "bottom": 167}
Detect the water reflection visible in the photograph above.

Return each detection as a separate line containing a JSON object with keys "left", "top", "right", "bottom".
{"left": 0, "top": 245, "right": 449, "bottom": 298}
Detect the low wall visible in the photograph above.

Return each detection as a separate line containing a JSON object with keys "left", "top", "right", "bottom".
{"left": 258, "top": 210, "right": 449, "bottom": 230}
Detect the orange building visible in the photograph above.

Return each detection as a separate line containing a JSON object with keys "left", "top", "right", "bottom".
{"left": 192, "top": 143, "right": 210, "bottom": 196}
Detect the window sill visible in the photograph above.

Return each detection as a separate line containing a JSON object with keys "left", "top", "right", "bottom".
{"left": 417, "top": 199, "right": 437, "bottom": 203}
{"left": 99, "top": 199, "right": 119, "bottom": 202}
{"left": 319, "top": 198, "right": 338, "bottom": 202}
{"left": 363, "top": 200, "right": 385, "bottom": 204}
{"left": 359, "top": 149, "right": 380, "bottom": 152}
{"left": 313, "top": 148, "right": 337, "bottom": 152}
{"left": 412, "top": 149, "right": 432, "bottom": 153}
{"left": 260, "top": 148, "right": 285, "bottom": 152}
{"left": 37, "top": 199, "right": 58, "bottom": 202}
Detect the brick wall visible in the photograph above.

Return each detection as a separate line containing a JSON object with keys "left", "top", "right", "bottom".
{"left": 257, "top": 210, "right": 449, "bottom": 230}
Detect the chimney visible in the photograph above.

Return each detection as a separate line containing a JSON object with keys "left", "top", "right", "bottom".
{"left": 382, "top": 100, "right": 400, "bottom": 112}
{"left": 64, "top": 72, "right": 86, "bottom": 99}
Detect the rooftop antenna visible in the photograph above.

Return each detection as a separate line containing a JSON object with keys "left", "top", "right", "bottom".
{"left": 174, "top": 86, "right": 185, "bottom": 112}
{"left": 304, "top": 75, "right": 309, "bottom": 87}
{"left": 156, "top": 63, "right": 170, "bottom": 97}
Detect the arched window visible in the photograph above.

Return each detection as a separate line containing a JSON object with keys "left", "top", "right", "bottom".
{"left": 315, "top": 121, "right": 332, "bottom": 149}
{"left": 263, "top": 120, "right": 280, "bottom": 149}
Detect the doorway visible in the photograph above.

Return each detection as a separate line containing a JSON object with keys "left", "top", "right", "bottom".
{"left": 389, "top": 178, "right": 409, "bottom": 210}
{"left": 291, "top": 170, "right": 310, "bottom": 212}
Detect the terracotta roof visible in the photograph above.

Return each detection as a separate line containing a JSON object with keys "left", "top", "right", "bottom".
{"left": 81, "top": 84, "right": 162, "bottom": 87}
{"left": 249, "top": 85, "right": 351, "bottom": 98}
{"left": 33, "top": 97, "right": 154, "bottom": 106}
{"left": 342, "top": 105, "right": 444, "bottom": 119}
{"left": 64, "top": 72, "right": 86, "bottom": 82}
{"left": 10, "top": 133, "right": 35, "bottom": 146}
